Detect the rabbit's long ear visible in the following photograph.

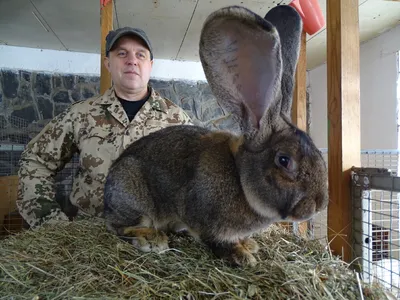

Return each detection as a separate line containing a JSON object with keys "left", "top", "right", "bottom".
{"left": 199, "top": 6, "right": 282, "bottom": 133}
{"left": 264, "top": 5, "right": 302, "bottom": 119}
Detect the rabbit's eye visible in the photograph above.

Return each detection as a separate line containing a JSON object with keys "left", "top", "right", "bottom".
{"left": 275, "top": 153, "right": 296, "bottom": 172}
{"left": 278, "top": 155, "right": 291, "bottom": 169}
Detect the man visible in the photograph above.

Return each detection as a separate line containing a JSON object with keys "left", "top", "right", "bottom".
{"left": 16, "top": 27, "right": 193, "bottom": 229}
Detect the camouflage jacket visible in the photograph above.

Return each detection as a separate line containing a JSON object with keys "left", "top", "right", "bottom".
{"left": 17, "top": 86, "right": 193, "bottom": 228}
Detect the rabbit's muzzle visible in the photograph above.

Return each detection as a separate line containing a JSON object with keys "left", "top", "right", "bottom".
{"left": 288, "top": 192, "right": 329, "bottom": 222}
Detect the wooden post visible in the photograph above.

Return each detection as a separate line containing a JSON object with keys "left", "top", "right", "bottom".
{"left": 327, "top": 0, "right": 361, "bottom": 263}
{"left": 292, "top": 30, "right": 308, "bottom": 236}
{"left": 100, "top": 0, "right": 113, "bottom": 94}
{"left": 292, "top": 30, "right": 307, "bottom": 131}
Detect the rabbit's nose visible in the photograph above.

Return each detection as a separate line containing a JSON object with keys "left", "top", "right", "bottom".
{"left": 315, "top": 192, "right": 329, "bottom": 212}
{"left": 289, "top": 197, "right": 316, "bottom": 221}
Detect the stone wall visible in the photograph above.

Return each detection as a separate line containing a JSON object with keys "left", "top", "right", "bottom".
{"left": 0, "top": 68, "right": 311, "bottom": 138}
{"left": 0, "top": 69, "right": 241, "bottom": 143}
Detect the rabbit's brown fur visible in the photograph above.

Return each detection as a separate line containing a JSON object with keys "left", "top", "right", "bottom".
{"left": 103, "top": 5, "right": 329, "bottom": 267}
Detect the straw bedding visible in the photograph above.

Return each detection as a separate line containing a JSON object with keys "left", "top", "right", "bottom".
{"left": 0, "top": 217, "right": 390, "bottom": 299}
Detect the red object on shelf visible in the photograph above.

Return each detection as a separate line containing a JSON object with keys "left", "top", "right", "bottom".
{"left": 101, "top": 0, "right": 112, "bottom": 8}
{"left": 288, "top": 0, "right": 325, "bottom": 35}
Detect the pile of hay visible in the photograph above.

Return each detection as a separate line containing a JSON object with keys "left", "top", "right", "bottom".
{"left": 0, "top": 218, "right": 390, "bottom": 299}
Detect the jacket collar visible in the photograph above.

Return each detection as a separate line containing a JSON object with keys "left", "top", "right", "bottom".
{"left": 94, "top": 85, "right": 168, "bottom": 113}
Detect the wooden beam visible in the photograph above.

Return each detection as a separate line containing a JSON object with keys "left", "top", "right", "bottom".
{"left": 327, "top": 0, "right": 361, "bottom": 263}
{"left": 292, "top": 29, "right": 308, "bottom": 237}
{"left": 100, "top": 0, "right": 113, "bottom": 94}
{"left": 292, "top": 30, "right": 307, "bottom": 131}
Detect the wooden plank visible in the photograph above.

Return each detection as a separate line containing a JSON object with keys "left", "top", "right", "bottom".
{"left": 0, "top": 175, "right": 20, "bottom": 236}
{"left": 292, "top": 30, "right": 308, "bottom": 237}
{"left": 327, "top": 0, "right": 361, "bottom": 263}
{"left": 100, "top": 0, "right": 113, "bottom": 94}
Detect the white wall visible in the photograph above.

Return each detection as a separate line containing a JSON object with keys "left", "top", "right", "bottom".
{"left": 0, "top": 45, "right": 206, "bottom": 82}
{"left": 309, "top": 24, "right": 400, "bottom": 150}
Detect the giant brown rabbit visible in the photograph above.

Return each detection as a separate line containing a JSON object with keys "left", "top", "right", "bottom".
{"left": 103, "top": 4, "right": 329, "bottom": 267}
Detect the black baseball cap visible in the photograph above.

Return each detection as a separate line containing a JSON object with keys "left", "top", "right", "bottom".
{"left": 105, "top": 27, "right": 153, "bottom": 60}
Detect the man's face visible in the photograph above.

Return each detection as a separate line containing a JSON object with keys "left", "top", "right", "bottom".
{"left": 104, "top": 35, "right": 153, "bottom": 94}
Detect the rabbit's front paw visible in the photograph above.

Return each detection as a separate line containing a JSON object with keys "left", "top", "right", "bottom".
{"left": 121, "top": 227, "right": 169, "bottom": 253}
{"left": 206, "top": 239, "right": 258, "bottom": 267}
{"left": 231, "top": 242, "right": 258, "bottom": 267}
{"left": 240, "top": 237, "right": 259, "bottom": 254}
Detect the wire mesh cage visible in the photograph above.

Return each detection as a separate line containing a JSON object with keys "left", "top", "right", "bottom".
{"left": 0, "top": 115, "right": 31, "bottom": 236}
{"left": 352, "top": 167, "right": 400, "bottom": 297}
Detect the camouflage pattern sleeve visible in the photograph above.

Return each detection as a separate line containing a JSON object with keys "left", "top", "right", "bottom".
{"left": 17, "top": 105, "right": 79, "bottom": 228}
{"left": 171, "top": 101, "right": 194, "bottom": 126}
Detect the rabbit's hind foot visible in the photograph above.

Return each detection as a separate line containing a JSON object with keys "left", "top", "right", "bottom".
{"left": 120, "top": 226, "right": 169, "bottom": 253}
